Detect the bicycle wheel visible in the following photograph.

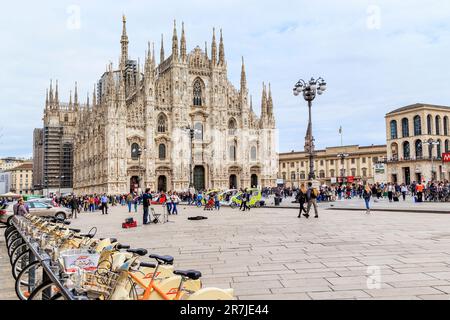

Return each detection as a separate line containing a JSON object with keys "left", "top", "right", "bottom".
{"left": 8, "top": 237, "right": 24, "bottom": 257}
{"left": 6, "top": 230, "right": 20, "bottom": 248}
{"left": 28, "top": 281, "right": 65, "bottom": 300}
{"left": 15, "top": 261, "right": 45, "bottom": 300}
{"left": 10, "top": 242, "right": 28, "bottom": 265}
{"left": 12, "top": 249, "right": 31, "bottom": 279}
{"left": 4, "top": 225, "right": 16, "bottom": 239}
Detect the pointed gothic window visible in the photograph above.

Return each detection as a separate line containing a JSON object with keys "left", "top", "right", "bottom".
{"left": 131, "top": 143, "right": 140, "bottom": 160}
{"left": 228, "top": 118, "right": 237, "bottom": 135}
{"left": 157, "top": 114, "right": 167, "bottom": 133}
{"left": 159, "top": 144, "right": 166, "bottom": 160}
{"left": 193, "top": 80, "right": 202, "bottom": 106}
{"left": 250, "top": 146, "right": 257, "bottom": 161}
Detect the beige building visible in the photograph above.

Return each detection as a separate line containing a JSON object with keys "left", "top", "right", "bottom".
{"left": 385, "top": 103, "right": 450, "bottom": 184}
{"left": 279, "top": 145, "right": 387, "bottom": 187}
{"left": 36, "top": 17, "right": 278, "bottom": 195}
{"left": 8, "top": 162, "right": 33, "bottom": 195}
{"left": 0, "top": 158, "right": 28, "bottom": 172}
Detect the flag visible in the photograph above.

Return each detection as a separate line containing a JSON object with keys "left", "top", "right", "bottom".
{"left": 338, "top": 126, "right": 342, "bottom": 134}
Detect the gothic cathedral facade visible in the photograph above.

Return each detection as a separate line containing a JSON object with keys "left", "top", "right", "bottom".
{"left": 42, "top": 17, "right": 278, "bottom": 194}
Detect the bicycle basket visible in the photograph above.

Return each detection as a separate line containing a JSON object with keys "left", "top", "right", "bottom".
{"left": 81, "top": 271, "right": 120, "bottom": 299}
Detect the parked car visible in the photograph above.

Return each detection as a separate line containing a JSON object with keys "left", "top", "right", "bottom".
{"left": 0, "top": 201, "right": 72, "bottom": 225}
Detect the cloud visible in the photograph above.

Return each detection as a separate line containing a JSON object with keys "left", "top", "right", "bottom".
{"left": 1, "top": 0, "right": 450, "bottom": 157}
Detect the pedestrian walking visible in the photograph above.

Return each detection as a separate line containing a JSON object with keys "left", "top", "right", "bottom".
{"left": 126, "top": 193, "right": 133, "bottom": 212}
{"left": 101, "top": 194, "right": 108, "bottom": 214}
{"left": 304, "top": 182, "right": 319, "bottom": 219}
{"left": 171, "top": 192, "right": 180, "bottom": 215}
{"left": 297, "top": 184, "right": 307, "bottom": 218}
{"left": 214, "top": 193, "right": 220, "bottom": 211}
{"left": 133, "top": 193, "right": 139, "bottom": 212}
{"left": 363, "top": 184, "right": 372, "bottom": 214}
{"left": 240, "top": 189, "right": 249, "bottom": 211}
{"left": 70, "top": 195, "right": 79, "bottom": 219}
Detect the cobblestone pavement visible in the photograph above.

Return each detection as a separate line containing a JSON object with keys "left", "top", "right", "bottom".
{"left": 2, "top": 205, "right": 450, "bottom": 300}
{"left": 263, "top": 195, "right": 450, "bottom": 212}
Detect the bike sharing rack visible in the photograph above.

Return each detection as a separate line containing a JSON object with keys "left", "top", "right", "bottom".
{"left": 11, "top": 217, "right": 86, "bottom": 300}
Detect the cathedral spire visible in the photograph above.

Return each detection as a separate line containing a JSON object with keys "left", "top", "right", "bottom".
{"left": 180, "top": 22, "right": 187, "bottom": 62}
{"left": 45, "top": 89, "right": 49, "bottom": 109}
{"left": 74, "top": 81, "right": 79, "bottom": 109}
{"left": 204, "top": 41, "right": 208, "bottom": 59}
{"left": 55, "top": 80, "right": 59, "bottom": 105}
{"left": 219, "top": 29, "right": 225, "bottom": 66}
{"left": 49, "top": 80, "right": 54, "bottom": 105}
{"left": 172, "top": 20, "right": 178, "bottom": 61}
{"left": 152, "top": 42, "right": 156, "bottom": 67}
{"left": 211, "top": 28, "right": 217, "bottom": 66}
{"left": 268, "top": 82, "right": 273, "bottom": 116}
{"left": 92, "top": 85, "right": 96, "bottom": 108}
{"left": 160, "top": 34, "right": 165, "bottom": 63}
{"left": 261, "top": 82, "right": 267, "bottom": 118}
{"left": 69, "top": 90, "right": 73, "bottom": 109}
{"left": 240, "top": 56, "right": 247, "bottom": 91}
{"left": 250, "top": 95, "right": 253, "bottom": 113}
{"left": 86, "top": 92, "right": 90, "bottom": 110}
{"left": 120, "top": 14, "right": 129, "bottom": 70}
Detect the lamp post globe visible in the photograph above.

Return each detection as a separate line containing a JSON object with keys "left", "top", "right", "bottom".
{"left": 293, "top": 77, "right": 327, "bottom": 183}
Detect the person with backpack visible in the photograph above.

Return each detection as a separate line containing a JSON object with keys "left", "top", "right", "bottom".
{"left": 304, "top": 182, "right": 319, "bottom": 219}
{"left": 296, "top": 184, "right": 307, "bottom": 218}
{"left": 363, "top": 184, "right": 372, "bottom": 214}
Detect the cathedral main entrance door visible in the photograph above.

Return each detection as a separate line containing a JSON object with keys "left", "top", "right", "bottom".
{"left": 158, "top": 176, "right": 167, "bottom": 192}
{"left": 130, "top": 176, "right": 139, "bottom": 193}
{"left": 194, "top": 166, "right": 205, "bottom": 192}
{"left": 251, "top": 174, "right": 258, "bottom": 188}
{"left": 229, "top": 175, "right": 237, "bottom": 189}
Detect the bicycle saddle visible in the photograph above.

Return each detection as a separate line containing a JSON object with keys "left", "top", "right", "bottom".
{"left": 149, "top": 254, "right": 174, "bottom": 265}
{"left": 140, "top": 262, "right": 156, "bottom": 268}
{"left": 127, "top": 248, "right": 148, "bottom": 256}
{"left": 79, "top": 233, "right": 95, "bottom": 239}
{"left": 100, "top": 237, "right": 118, "bottom": 243}
{"left": 173, "top": 270, "right": 202, "bottom": 280}
{"left": 68, "top": 228, "right": 81, "bottom": 233}
{"left": 116, "top": 244, "right": 130, "bottom": 250}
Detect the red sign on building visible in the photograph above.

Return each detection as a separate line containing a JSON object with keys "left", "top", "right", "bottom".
{"left": 347, "top": 176, "right": 355, "bottom": 183}
{"left": 443, "top": 152, "right": 450, "bottom": 163}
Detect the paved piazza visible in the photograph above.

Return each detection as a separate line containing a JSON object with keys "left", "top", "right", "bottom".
{"left": 62, "top": 204, "right": 450, "bottom": 300}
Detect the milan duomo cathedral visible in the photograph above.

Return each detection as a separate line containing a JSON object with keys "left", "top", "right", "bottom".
{"left": 36, "top": 17, "right": 278, "bottom": 195}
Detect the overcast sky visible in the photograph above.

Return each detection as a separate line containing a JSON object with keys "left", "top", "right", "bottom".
{"left": 1, "top": 0, "right": 450, "bottom": 158}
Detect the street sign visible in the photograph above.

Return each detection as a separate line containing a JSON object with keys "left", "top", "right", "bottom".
{"left": 443, "top": 152, "right": 450, "bottom": 163}
{"left": 330, "top": 177, "right": 337, "bottom": 184}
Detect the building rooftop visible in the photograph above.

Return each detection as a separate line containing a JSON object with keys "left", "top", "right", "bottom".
{"left": 279, "top": 144, "right": 387, "bottom": 156}
{"left": 8, "top": 163, "right": 33, "bottom": 171}
{"left": 386, "top": 103, "right": 450, "bottom": 116}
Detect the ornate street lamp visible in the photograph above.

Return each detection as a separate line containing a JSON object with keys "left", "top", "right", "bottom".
{"left": 132, "top": 146, "right": 146, "bottom": 190}
{"left": 184, "top": 126, "right": 202, "bottom": 189}
{"left": 337, "top": 153, "right": 349, "bottom": 183}
{"left": 293, "top": 77, "right": 327, "bottom": 180}
{"left": 423, "top": 138, "right": 440, "bottom": 181}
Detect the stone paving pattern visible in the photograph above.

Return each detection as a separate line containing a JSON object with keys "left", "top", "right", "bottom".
{"left": 2, "top": 204, "right": 450, "bottom": 300}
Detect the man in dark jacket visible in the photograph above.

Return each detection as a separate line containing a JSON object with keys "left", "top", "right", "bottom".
{"left": 305, "top": 182, "right": 319, "bottom": 219}
{"left": 142, "top": 188, "right": 152, "bottom": 225}
{"left": 70, "top": 195, "right": 79, "bottom": 219}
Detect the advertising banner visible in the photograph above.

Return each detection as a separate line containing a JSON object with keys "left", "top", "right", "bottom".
{"left": 443, "top": 152, "right": 450, "bottom": 163}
